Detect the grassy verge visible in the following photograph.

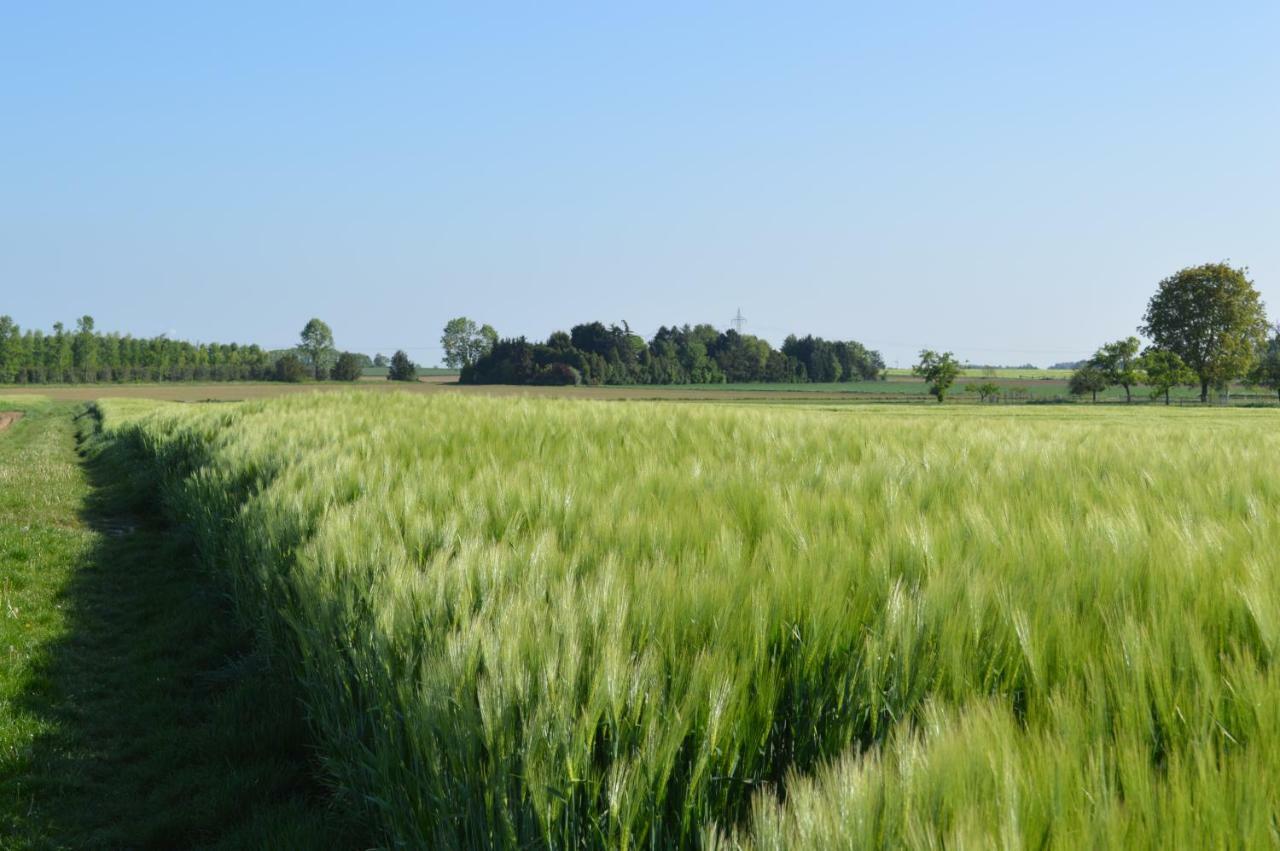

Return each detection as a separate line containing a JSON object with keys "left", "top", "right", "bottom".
{"left": 0, "top": 400, "right": 358, "bottom": 849}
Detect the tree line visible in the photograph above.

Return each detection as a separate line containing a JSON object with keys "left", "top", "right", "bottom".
{"left": 0, "top": 315, "right": 422, "bottom": 385}
{"left": 441, "top": 317, "right": 885, "bottom": 386}
{"left": 1069, "top": 262, "right": 1278, "bottom": 404}
{"left": 0, "top": 315, "right": 281, "bottom": 384}
{"left": 911, "top": 263, "right": 1278, "bottom": 403}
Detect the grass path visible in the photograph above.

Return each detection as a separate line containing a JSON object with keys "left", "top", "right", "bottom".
{"left": 0, "top": 401, "right": 358, "bottom": 849}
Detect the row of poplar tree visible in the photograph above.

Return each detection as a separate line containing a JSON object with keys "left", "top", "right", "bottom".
{"left": 0, "top": 315, "right": 395, "bottom": 384}
{"left": 0, "top": 316, "right": 281, "bottom": 383}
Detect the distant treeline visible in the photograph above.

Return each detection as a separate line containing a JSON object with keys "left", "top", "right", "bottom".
{"left": 962, "top": 362, "right": 1039, "bottom": 371}
{"left": 0, "top": 316, "right": 279, "bottom": 383}
{"left": 460, "top": 321, "right": 884, "bottom": 386}
{"left": 0, "top": 315, "right": 389, "bottom": 384}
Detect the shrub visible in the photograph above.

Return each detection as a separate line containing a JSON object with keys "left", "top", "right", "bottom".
{"left": 330, "top": 352, "right": 363, "bottom": 382}
{"left": 530, "top": 363, "right": 581, "bottom": 385}
{"left": 273, "top": 353, "right": 307, "bottom": 383}
{"left": 388, "top": 350, "right": 416, "bottom": 382}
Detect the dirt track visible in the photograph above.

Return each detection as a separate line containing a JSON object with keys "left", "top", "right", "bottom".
{"left": 0, "top": 412, "right": 23, "bottom": 431}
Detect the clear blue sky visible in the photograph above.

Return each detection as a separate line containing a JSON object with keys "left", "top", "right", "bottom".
{"left": 2, "top": 2, "right": 1277, "bottom": 367}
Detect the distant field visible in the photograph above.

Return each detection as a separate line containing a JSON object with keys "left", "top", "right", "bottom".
{"left": 0, "top": 376, "right": 1273, "bottom": 405}
{"left": 883, "top": 367, "right": 1074, "bottom": 379}
{"left": 626, "top": 378, "right": 1270, "bottom": 403}
{"left": 360, "top": 366, "right": 459, "bottom": 378}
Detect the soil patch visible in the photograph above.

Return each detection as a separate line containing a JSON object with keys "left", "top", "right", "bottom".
{"left": 0, "top": 411, "right": 23, "bottom": 431}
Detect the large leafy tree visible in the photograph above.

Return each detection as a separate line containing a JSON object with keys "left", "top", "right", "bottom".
{"left": 1139, "top": 263, "right": 1268, "bottom": 402}
{"left": 1090, "top": 336, "right": 1141, "bottom": 402}
{"left": 1138, "top": 348, "right": 1194, "bottom": 405}
{"left": 441, "top": 317, "right": 498, "bottom": 369}
{"left": 913, "top": 350, "right": 960, "bottom": 403}
{"left": 299, "top": 318, "right": 336, "bottom": 380}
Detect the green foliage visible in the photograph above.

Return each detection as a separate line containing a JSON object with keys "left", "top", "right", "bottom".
{"left": 1090, "top": 336, "right": 1141, "bottom": 402}
{"left": 0, "top": 316, "right": 276, "bottom": 383}
{"left": 781, "top": 335, "right": 883, "bottom": 382}
{"left": 441, "top": 317, "right": 499, "bottom": 369}
{"left": 966, "top": 381, "right": 1001, "bottom": 402}
{"left": 0, "top": 403, "right": 356, "bottom": 847}
{"left": 330, "top": 352, "right": 364, "bottom": 382}
{"left": 388, "top": 350, "right": 416, "bottom": 381}
{"left": 460, "top": 322, "right": 878, "bottom": 387}
{"left": 0, "top": 315, "right": 22, "bottom": 381}
{"left": 274, "top": 353, "right": 307, "bottom": 383}
{"left": 92, "top": 396, "right": 1280, "bottom": 848}
{"left": 1139, "top": 348, "right": 1195, "bottom": 405}
{"left": 1247, "top": 329, "right": 1280, "bottom": 401}
{"left": 1068, "top": 364, "right": 1108, "bottom": 402}
{"left": 299, "top": 318, "right": 336, "bottom": 380}
{"left": 1140, "top": 262, "right": 1269, "bottom": 401}
{"left": 913, "top": 349, "right": 961, "bottom": 402}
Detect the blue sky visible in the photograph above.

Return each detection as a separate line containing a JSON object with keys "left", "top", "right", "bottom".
{"left": 2, "top": 2, "right": 1277, "bottom": 367}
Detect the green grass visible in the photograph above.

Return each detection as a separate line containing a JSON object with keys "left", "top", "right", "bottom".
{"left": 0, "top": 398, "right": 357, "bottom": 848}
{"left": 91, "top": 392, "right": 1280, "bottom": 848}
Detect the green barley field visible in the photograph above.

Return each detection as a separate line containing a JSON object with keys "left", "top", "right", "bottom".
{"left": 85, "top": 393, "right": 1280, "bottom": 848}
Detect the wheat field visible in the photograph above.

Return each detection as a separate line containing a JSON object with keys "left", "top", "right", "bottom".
{"left": 90, "top": 393, "right": 1280, "bottom": 848}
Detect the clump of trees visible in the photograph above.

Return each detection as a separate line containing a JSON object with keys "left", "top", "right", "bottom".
{"left": 274, "top": 353, "right": 307, "bottom": 383}
{"left": 458, "top": 318, "right": 884, "bottom": 387}
{"left": 330, "top": 352, "right": 364, "bottom": 381}
{"left": 1069, "top": 337, "right": 1140, "bottom": 403}
{"left": 1065, "top": 263, "right": 1270, "bottom": 404}
{"left": 1140, "top": 263, "right": 1268, "bottom": 402}
{"left": 274, "top": 319, "right": 368, "bottom": 382}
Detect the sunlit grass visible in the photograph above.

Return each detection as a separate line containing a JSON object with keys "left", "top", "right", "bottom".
{"left": 94, "top": 393, "right": 1280, "bottom": 848}
{"left": 1, "top": 401, "right": 357, "bottom": 847}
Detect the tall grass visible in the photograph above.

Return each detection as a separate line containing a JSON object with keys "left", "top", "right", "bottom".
{"left": 92, "top": 394, "right": 1280, "bottom": 848}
